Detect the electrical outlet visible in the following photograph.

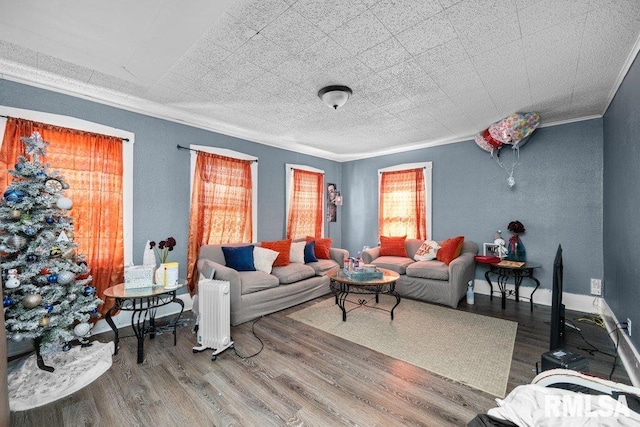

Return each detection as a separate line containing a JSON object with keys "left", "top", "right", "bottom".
{"left": 590, "top": 278, "right": 602, "bottom": 296}
{"left": 627, "top": 318, "right": 632, "bottom": 337}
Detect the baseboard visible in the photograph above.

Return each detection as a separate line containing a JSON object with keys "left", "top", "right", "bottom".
{"left": 598, "top": 299, "right": 640, "bottom": 387}
{"left": 472, "top": 279, "right": 640, "bottom": 387}
{"left": 90, "top": 293, "right": 195, "bottom": 336}
{"left": 472, "top": 279, "right": 600, "bottom": 314}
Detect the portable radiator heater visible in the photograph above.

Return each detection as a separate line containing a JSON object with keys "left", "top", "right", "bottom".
{"left": 192, "top": 279, "right": 234, "bottom": 360}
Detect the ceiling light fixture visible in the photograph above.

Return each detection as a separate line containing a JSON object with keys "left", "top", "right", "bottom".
{"left": 318, "top": 85, "right": 352, "bottom": 110}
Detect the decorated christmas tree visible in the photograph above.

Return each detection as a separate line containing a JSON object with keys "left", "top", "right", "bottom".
{"left": 1, "top": 132, "right": 102, "bottom": 371}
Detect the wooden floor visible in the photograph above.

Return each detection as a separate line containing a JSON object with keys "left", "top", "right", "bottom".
{"left": 10, "top": 293, "right": 630, "bottom": 426}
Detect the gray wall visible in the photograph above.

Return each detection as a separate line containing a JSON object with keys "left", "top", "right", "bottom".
{"left": 0, "top": 79, "right": 343, "bottom": 280}
{"left": 603, "top": 52, "right": 640, "bottom": 350}
{"left": 342, "top": 120, "right": 604, "bottom": 295}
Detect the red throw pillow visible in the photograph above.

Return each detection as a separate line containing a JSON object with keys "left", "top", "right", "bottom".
{"left": 379, "top": 235, "right": 407, "bottom": 257}
{"left": 260, "top": 239, "right": 291, "bottom": 266}
{"left": 305, "top": 236, "right": 332, "bottom": 259}
{"left": 436, "top": 236, "right": 465, "bottom": 265}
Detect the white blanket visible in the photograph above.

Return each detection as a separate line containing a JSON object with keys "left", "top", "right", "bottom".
{"left": 487, "top": 384, "right": 640, "bottom": 426}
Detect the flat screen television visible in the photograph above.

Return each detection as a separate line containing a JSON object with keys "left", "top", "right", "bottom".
{"left": 550, "top": 244, "right": 565, "bottom": 350}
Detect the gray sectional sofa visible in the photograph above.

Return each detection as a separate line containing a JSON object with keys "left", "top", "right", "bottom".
{"left": 362, "top": 239, "right": 478, "bottom": 308}
{"left": 197, "top": 242, "right": 348, "bottom": 325}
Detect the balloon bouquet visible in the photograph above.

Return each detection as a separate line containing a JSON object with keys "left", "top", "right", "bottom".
{"left": 475, "top": 112, "right": 540, "bottom": 187}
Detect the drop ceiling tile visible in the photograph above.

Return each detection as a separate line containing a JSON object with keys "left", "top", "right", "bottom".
{"left": 226, "top": 0, "right": 290, "bottom": 32}
{"left": 184, "top": 36, "right": 233, "bottom": 68}
{"left": 36, "top": 53, "right": 93, "bottom": 83}
{"left": 329, "top": 10, "right": 394, "bottom": 55}
{"left": 214, "top": 54, "right": 264, "bottom": 83}
{"left": 518, "top": 0, "right": 595, "bottom": 36}
{"left": 203, "top": 13, "right": 256, "bottom": 53}
{"left": 352, "top": 70, "right": 397, "bottom": 96}
{"left": 360, "top": 0, "right": 383, "bottom": 7}
{"left": 371, "top": 0, "right": 443, "bottom": 35}
{"left": 330, "top": 58, "right": 375, "bottom": 82}
{"left": 345, "top": 97, "right": 380, "bottom": 114}
{"left": 271, "top": 55, "right": 321, "bottom": 84}
{"left": 395, "top": 11, "right": 457, "bottom": 55}
{"left": 157, "top": 71, "right": 199, "bottom": 93}
{"left": 168, "top": 57, "right": 211, "bottom": 82}
{"left": 456, "top": 13, "right": 521, "bottom": 56}
{"left": 429, "top": 59, "right": 484, "bottom": 97}
{"left": 232, "top": 34, "right": 291, "bottom": 71}
{"left": 438, "top": 0, "right": 464, "bottom": 8}
{"left": 382, "top": 96, "right": 417, "bottom": 115}
{"left": 414, "top": 38, "right": 468, "bottom": 74}
{"left": 446, "top": 0, "right": 517, "bottom": 26}
{"left": 261, "top": 8, "right": 326, "bottom": 55}
{"left": 293, "top": 0, "right": 368, "bottom": 33}
{"left": 356, "top": 37, "right": 412, "bottom": 72}
{"left": 296, "top": 36, "right": 352, "bottom": 70}
{"left": 569, "top": 87, "right": 610, "bottom": 116}
{"left": 198, "top": 69, "right": 245, "bottom": 94}
{"left": 405, "top": 87, "right": 449, "bottom": 103}
{"left": 379, "top": 59, "right": 438, "bottom": 91}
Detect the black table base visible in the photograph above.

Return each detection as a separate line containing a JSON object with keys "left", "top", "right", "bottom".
{"left": 484, "top": 264, "right": 540, "bottom": 311}
{"left": 330, "top": 280, "right": 401, "bottom": 321}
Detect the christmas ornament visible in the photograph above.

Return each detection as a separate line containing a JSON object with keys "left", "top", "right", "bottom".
{"left": 23, "top": 225, "right": 37, "bottom": 236}
{"left": 44, "top": 178, "right": 63, "bottom": 192}
{"left": 14, "top": 162, "right": 24, "bottom": 171}
{"left": 57, "top": 231, "right": 70, "bottom": 242}
{"left": 73, "top": 322, "right": 91, "bottom": 337}
{"left": 47, "top": 274, "right": 59, "bottom": 283}
{"left": 6, "top": 234, "right": 27, "bottom": 250}
{"left": 26, "top": 253, "right": 36, "bottom": 262}
{"left": 62, "top": 182, "right": 70, "bottom": 189}
{"left": 12, "top": 333, "right": 23, "bottom": 342}
{"left": 57, "top": 270, "right": 75, "bottom": 285}
{"left": 62, "top": 342, "right": 72, "bottom": 352}
{"left": 46, "top": 217, "right": 55, "bottom": 224}
{"left": 50, "top": 246, "right": 62, "bottom": 257}
{"left": 40, "top": 267, "right": 50, "bottom": 275}
{"left": 45, "top": 304, "right": 54, "bottom": 313}
{"left": 34, "top": 246, "right": 45, "bottom": 256}
{"left": 39, "top": 316, "right": 50, "bottom": 327}
{"left": 83, "top": 286, "right": 96, "bottom": 296}
{"left": 3, "top": 296, "right": 13, "bottom": 307}
{"left": 3, "top": 188, "right": 25, "bottom": 203}
{"left": 36, "top": 171, "right": 47, "bottom": 179}
{"left": 23, "top": 293, "right": 42, "bottom": 308}
{"left": 56, "top": 197, "right": 73, "bottom": 210}
{"left": 10, "top": 209, "right": 21, "bottom": 219}
{"left": 20, "top": 213, "right": 31, "bottom": 223}
{"left": 62, "top": 248, "right": 76, "bottom": 259}
{"left": 5, "top": 269, "right": 19, "bottom": 289}
{"left": 67, "top": 293, "right": 77, "bottom": 301}
{"left": 66, "top": 231, "right": 74, "bottom": 239}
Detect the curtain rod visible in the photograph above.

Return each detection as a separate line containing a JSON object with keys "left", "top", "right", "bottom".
{"left": 0, "top": 114, "right": 129, "bottom": 141}
{"left": 177, "top": 144, "right": 258, "bottom": 163}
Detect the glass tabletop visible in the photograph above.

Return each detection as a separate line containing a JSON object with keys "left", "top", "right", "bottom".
{"left": 103, "top": 283, "right": 184, "bottom": 299}
{"left": 327, "top": 267, "right": 399, "bottom": 285}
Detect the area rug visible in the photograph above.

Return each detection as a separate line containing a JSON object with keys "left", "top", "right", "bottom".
{"left": 8, "top": 341, "right": 114, "bottom": 411}
{"left": 289, "top": 297, "right": 517, "bottom": 397}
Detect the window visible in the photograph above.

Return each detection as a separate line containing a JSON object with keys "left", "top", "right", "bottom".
{"left": 285, "top": 164, "right": 324, "bottom": 239}
{"left": 186, "top": 145, "right": 257, "bottom": 293}
{"left": 378, "top": 162, "right": 432, "bottom": 240}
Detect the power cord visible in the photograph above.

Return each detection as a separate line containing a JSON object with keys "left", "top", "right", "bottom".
{"left": 573, "top": 315, "right": 627, "bottom": 380}
{"left": 233, "top": 316, "right": 264, "bottom": 359}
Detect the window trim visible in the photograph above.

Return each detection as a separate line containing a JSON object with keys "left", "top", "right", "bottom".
{"left": 285, "top": 164, "right": 325, "bottom": 237}
{"left": 189, "top": 144, "right": 258, "bottom": 243}
{"left": 0, "top": 105, "right": 134, "bottom": 264}
{"left": 378, "top": 162, "right": 433, "bottom": 241}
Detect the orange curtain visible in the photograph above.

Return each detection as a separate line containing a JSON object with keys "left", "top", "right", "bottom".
{"left": 186, "top": 151, "right": 252, "bottom": 294}
{"left": 286, "top": 169, "right": 323, "bottom": 240}
{"left": 1, "top": 117, "right": 124, "bottom": 315}
{"left": 379, "top": 168, "right": 426, "bottom": 239}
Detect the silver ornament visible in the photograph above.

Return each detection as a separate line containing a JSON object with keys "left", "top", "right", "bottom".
{"left": 57, "top": 270, "right": 75, "bottom": 285}
{"left": 67, "top": 293, "right": 77, "bottom": 301}
{"left": 73, "top": 322, "right": 91, "bottom": 337}
{"left": 6, "top": 234, "right": 27, "bottom": 250}
{"left": 23, "top": 293, "right": 42, "bottom": 308}
{"left": 12, "top": 333, "right": 23, "bottom": 342}
{"left": 10, "top": 209, "right": 21, "bottom": 219}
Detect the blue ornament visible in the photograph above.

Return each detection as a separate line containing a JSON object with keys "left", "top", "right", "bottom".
{"left": 3, "top": 189, "right": 25, "bottom": 203}
{"left": 47, "top": 274, "right": 58, "bottom": 283}
{"left": 91, "top": 307, "right": 98, "bottom": 314}
{"left": 3, "top": 296, "right": 13, "bottom": 307}
{"left": 23, "top": 225, "right": 36, "bottom": 236}
{"left": 26, "top": 253, "right": 36, "bottom": 262}
{"left": 45, "top": 304, "right": 54, "bottom": 313}
{"left": 83, "top": 286, "right": 96, "bottom": 296}
{"left": 46, "top": 217, "right": 55, "bottom": 224}
{"left": 14, "top": 163, "right": 24, "bottom": 171}
{"left": 36, "top": 171, "right": 47, "bottom": 179}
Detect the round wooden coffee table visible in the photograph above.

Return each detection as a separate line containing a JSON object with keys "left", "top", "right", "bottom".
{"left": 326, "top": 267, "right": 401, "bottom": 321}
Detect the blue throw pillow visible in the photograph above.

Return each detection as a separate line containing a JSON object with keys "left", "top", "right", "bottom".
{"left": 222, "top": 245, "right": 256, "bottom": 271}
{"left": 304, "top": 241, "right": 318, "bottom": 263}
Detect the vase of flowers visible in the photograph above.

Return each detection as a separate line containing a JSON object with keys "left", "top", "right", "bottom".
{"left": 506, "top": 221, "right": 526, "bottom": 262}
{"left": 149, "top": 237, "right": 178, "bottom": 285}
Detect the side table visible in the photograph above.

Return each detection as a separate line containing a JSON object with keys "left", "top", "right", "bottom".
{"left": 103, "top": 283, "right": 184, "bottom": 364}
{"left": 484, "top": 261, "right": 541, "bottom": 311}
